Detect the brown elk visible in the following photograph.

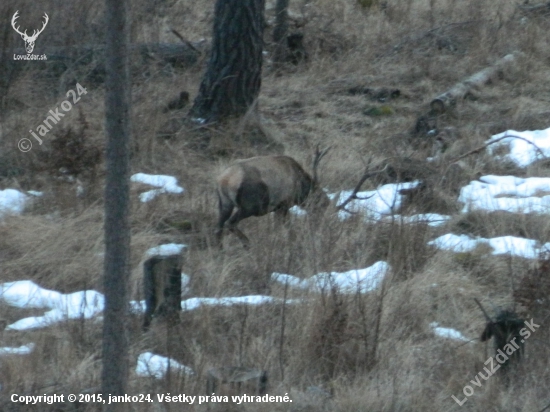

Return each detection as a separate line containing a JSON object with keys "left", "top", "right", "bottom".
{"left": 215, "top": 147, "right": 330, "bottom": 248}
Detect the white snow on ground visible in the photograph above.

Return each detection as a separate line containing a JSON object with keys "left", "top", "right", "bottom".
{"left": 459, "top": 175, "right": 550, "bottom": 214}
{"left": 135, "top": 352, "right": 194, "bottom": 379}
{"left": 130, "top": 173, "right": 184, "bottom": 203}
{"left": 289, "top": 205, "right": 307, "bottom": 216}
{"left": 145, "top": 243, "right": 187, "bottom": 257}
{"left": 180, "top": 295, "right": 290, "bottom": 311}
{"left": 428, "top": 233, "right": 550, "bottom": 259}
{"left": 0, "top": 189, "right": 29, "bottom": 217}
{"left": 0, "top": 281, "right": 104, "bottom": 330}
{"left": 272, "top": 261, "right": 390, "bottom": 294}
{"left": 486, "top": 128, "right": 550, "bottom": 167}
{"left": 384, "top": 213, "right": 451, "bottom": 227}
{"left": 130, "top": 295, "right": 296, "bottom": 313}
{"left": 2, "top": 279, "right": 290, "bottom": 329}
{"left": 0, "top": 343, "right": 35, "bottom": 356}
{"left": 430, "top": 322, "right": 470, "bottom": 342}
{"left": 335, "top": 181, "right": 420, "bottom": 220}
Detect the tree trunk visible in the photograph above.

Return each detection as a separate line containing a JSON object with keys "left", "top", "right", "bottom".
{"left": 272, "top": 0, "right": 289, "bottom": 64}
{"left": 190, "top": 0, "right": 265, "bottom": 123}
{"left": 102, "top": 0, "right": 131, "bottom": 408}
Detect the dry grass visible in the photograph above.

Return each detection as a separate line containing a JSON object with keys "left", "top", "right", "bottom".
{"left": 1, "top": 0, "right": 550, "bottom": 410}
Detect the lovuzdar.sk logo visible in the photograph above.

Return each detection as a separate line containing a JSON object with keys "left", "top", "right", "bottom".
{"left": 11, "top": 10, "right": 49, "bottom": 60}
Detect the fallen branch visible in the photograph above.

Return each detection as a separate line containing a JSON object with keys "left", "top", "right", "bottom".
{"left": 430, "top": 53, "right": 518, "bottom": 114}
{"left": 336, "top": 164, "right": 388, "bottom": 213}
{"left": 448, "top": 133, "right": 547, "bottom": 164}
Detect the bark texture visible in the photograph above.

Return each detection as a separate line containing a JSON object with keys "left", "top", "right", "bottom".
{"left": 191, "top": 0, "right": 265, "bottom": 122}
{"left": 102, "top": 0, "right": 131, "bottom": 408}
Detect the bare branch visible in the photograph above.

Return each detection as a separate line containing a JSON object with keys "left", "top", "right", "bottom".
{"left": 312, "top": 144, "right": 331, "bottom": 186}
{"left": 336, "top": 164, "right": 389, "bottom": 211}
{"left": 449, "top": 133, "right": 547, "bottom": 164}
{"left": 474, "top": 298, "right": 493, "bottom": 323}
{"left": 170, "top": 29, "right": 201, "bottom": 54}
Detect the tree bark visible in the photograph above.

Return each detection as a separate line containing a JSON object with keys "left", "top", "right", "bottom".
{"left": 190, "top": 0, "right": 265, "bottom": 123}
{"left": 102, "top": 0, "right": 131, "bottom": 408}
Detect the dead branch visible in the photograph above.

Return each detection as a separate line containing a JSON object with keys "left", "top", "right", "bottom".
{"left": 430, "top": 53, "right": 518, "bottom": 114}
{"left": 381, "top": 20, "right": 485, "bottom": 60}
{"left": 170, "top": 29, "right": 202, "bottom": 54}
{"left": 474, "top": 298, "right": 493, "bottom": 323}
{"left": 448, "top": 133, "right": 547, "bottom": 164}
{"left": 336, "top": 164, "right": 389, "bottom": 212}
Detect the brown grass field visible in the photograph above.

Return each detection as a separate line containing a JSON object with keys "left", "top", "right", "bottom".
{"left": 1, "top": 0, "right": 550, "bottom": 410}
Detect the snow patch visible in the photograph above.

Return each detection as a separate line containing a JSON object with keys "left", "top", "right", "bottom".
{"left": 130, "top": 173, "right": 184, "bottom": 203}
{"left": 135, "top": 352, "right": 194, "bottom": 379}
{"left": 430, "top": 322, "right": 469, "bottom": 342}
{"left": 428, "top": 233, "right": 550, "bottom": 259}
{"left": 486, "top": 128, "right": 550, "bottom": 167}
{"left": 272, "top": 261, "right": 390, "bottom": 294}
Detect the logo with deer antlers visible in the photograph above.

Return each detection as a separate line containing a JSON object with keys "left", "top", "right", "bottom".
{"left": 11, "top": 11, "right": 49, "bottom": 54}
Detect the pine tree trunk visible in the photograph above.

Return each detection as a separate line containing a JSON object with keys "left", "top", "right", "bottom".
{"left": 191, "top": 0, "right": 265, "bottom": 123}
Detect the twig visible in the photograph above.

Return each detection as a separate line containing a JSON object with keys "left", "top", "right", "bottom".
{"left": 538, "top": 400, "right": 550, "bottom": 412}
{"left": 170, "top": 29, "right": 201, "bottom": 54}
{"left": 379, "top": 20, "right": 486, "bottom": 59}
{"left": 474, "top": 298, "right": 493, "bottom": 323}
{"left": 448, "top": 133, "right": 547, "bottom": 164}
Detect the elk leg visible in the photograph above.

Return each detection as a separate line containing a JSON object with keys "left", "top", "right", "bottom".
{"left": 216, "top": 195, "right": 235, "bottom": 246}
{"left": 274, "top": 207, "right": 289, "bottom": 226}
{"left": 227, "top": 208, "right": 252, "bottom": 248}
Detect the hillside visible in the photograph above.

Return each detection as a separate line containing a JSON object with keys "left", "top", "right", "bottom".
{"left": 0, "top": 0, "right": 549, "bottom": 410}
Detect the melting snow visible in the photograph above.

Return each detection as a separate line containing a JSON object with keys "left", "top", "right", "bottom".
{"left": 385, "top": 213, "right": 451, "bottom": 227}
{"left": 428, "top": 233, "right": 550, "bottom": 259}
{"left": 335, "top": 181, "right": 420, "bottom": 220}
{"left": 0, "top": 281, "right": 104, "bottom": 330}
{"left": 459, "top": 175, "right": 550, "bottom": 214}
{"left": 130, "top": 173, "right": 184, "bottom": 203}
{"left": 272, "top": 261, "right": 390, "bottom": 293}
{"left": 130, "top": 295, "right": 295, "bottom": 313}
{"left": 0, "top": 343, "right": 35, "bottom": 356}
{"left": 135, "top": 352, "right": 194, "bottom": 379}
{"left": 0, "top": 189, "right": 29, "bottom": 217}
{"left": 430, "top": 322, "right": 469, "bottom": 342}
{"left": 486, "top": 128, "right": 550, "bottom": 167}
{"left": 145, "top": 243, "right": 187, "bottom": 257}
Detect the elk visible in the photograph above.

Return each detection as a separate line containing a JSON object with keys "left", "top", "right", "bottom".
{"left": 12, "top": 11, "right": 49, "bottom": 54}
{"left": 215, "top": 146, "right": 330, "bottom": 248}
